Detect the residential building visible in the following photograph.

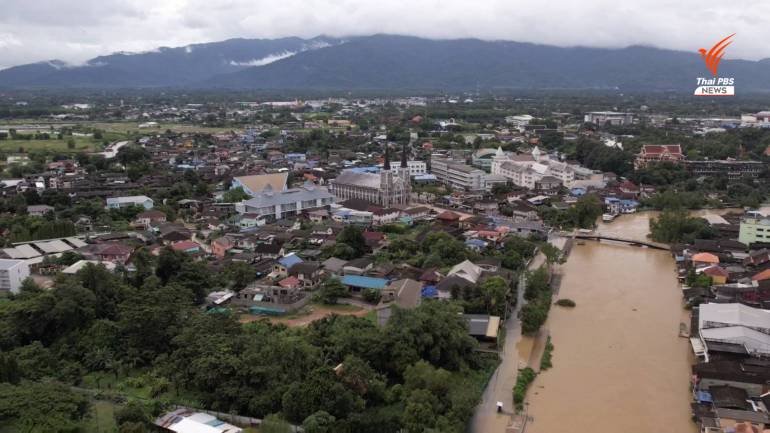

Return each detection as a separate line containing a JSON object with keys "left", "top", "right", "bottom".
{"left": 26, "top": 204, "right": 54, "bottom": 216}
{"left": 330, "top": 144, "right": 412, "bottom": 207}
{"left": 738, "top": 216, "right": 770, "bottom": 246}
{"left": 0, "top": 259, "right": 30, "bottom": 294}
{"left": 406, "top": 160, "right": 427, "bottom": 177}
{"left": 106, "top": 195, "right": 154, "bottom": 209}
{"left": 583, "top": 111, "right": 634, "bottom": 126}
{"left": 235, "top": 184, "right": 335, "bottom": 222}
{"left": 684, "top": 160, "right": 765, "bottom": 180}
{"left": 155, "top": 408, "right": 243, "bottom": 433}
{"left": 634, "top": 144, "right": 685, "bottom": 169}
{"left": 430, "top": 157, "right": 486, "bottom": 191}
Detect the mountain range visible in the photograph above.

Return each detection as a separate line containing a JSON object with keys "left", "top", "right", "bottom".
{"left": 1, "top": 34, "right": 769, "bottom": 91}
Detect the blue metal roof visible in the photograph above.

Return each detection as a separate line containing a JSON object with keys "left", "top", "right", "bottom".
{"left": 278, "top": 253, "right": 303, "bottom": 268}
{"left": 341, "top": 275, "right": 388, "bottom": 290}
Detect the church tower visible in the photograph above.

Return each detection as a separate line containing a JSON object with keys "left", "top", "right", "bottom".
{"left": 380, "top": 144, "right": 394, "bottom": 207}
{"left": 398, "top": 142, "right": 412, "bottom": 205}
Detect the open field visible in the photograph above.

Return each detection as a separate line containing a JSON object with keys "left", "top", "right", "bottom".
{"left": 89, "top": 122, "right": 239, "bottom": 135}
{"left": 0, "top": 136, "right": 103, "bottom": 153}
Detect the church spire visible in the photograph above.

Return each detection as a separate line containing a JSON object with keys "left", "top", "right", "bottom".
{"left": 383, "top": 144, "right": 391, "bottom": 170}
{"left": 400, "top": 142, "right": 408, "bottom": 168}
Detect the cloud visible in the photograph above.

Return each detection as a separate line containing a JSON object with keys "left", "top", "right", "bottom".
{"left": 0, "top": 0, "right": 767, "bottom": 68}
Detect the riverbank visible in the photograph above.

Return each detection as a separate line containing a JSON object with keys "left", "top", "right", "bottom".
{"left": 523, "top": 215, "right": 696, "bottom": 433}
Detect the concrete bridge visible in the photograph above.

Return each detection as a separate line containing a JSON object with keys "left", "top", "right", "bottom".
{"left": 573, "top": 234, "right": 669, "bottom": 250}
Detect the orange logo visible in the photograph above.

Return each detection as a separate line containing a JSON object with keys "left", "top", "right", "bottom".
{"left": 698, "top": 33, "right": 735, "bottom": 76}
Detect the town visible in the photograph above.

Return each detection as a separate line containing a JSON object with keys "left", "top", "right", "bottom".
{"left": 1, "top": 92, "right": 770, "bottom": 433}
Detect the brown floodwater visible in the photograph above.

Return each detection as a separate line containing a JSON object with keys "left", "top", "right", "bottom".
{"left": 525, "top": 213, "right": 697, "bottom": 433}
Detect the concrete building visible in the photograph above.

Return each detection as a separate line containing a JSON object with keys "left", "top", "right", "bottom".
{"left": 235, "top": 184, "right": 335, "bottom": 222}
{"left": 106, "top": 195, "right": 154, "bottom": 210}
{"left": 430, "top": 157, "right": 486, "bottom": 191}
{"left": 684, "top": 160, "right": 765, "bottom": 180}
{"left": 405, "top": 160, "right": 427, "bottom": 177}
{"left": 230, "top": 172, "right": 288, "bottom": 197}
{"left": 739, "top": 216, "right": 770, "bottom": 246}
{"left": 698, "top": 303, "right": 770, "bottom": 359}
{"left": 0, "top": 259, "right": 30, "bottom": 294}
{"left": 491, "top": 146, "right": 576, "bottom": 189}
{"left": 584, "top": 111, "right": 634, "bottom": 126}
{"left": 330, "top": 144, "right": 412, "bottom": 206}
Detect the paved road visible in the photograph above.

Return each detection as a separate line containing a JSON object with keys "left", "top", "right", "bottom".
{"left": 469, "top": 252, "right": 546, "bottom": 433}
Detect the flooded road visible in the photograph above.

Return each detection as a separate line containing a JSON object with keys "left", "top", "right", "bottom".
{"left": 525, "top": 213, "right": 696, "bottom": 433}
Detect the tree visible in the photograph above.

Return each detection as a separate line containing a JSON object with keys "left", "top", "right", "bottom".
{"left": 302, "top": 411, "right": 336, "bottom": 433}
{"left": 362, "top": 288, "right": 381, "bottom": 304}
{"left": 260, "top": 414, "right": 293, "bottom": 433}
{"left": 317, "top": 278, "right": 349, "bottom": 304}
{"left": 336, "top": 226, "right": 368, "bottom": 257}
{"left": 223, "top": 261, "right": 256, "bottom": 290}
{"left": 222, "top": 187, "right": 250, "bottom": 203}
{"left": 650, "top": 210, "right": 714, "bottom": 243}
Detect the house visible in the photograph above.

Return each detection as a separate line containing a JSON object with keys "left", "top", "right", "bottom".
{"left": 363, "top": 231, "right": 386, "bottom": 249}
{"left": 171, "top": 241, "right": 201, "bottom": 254}
{"left": 464, "top": 314, "right": 501, "bottom": 341}
{"left": 342, "top": 257, "right": 373, "bottom": 275}
{"left": 211, "top": 236, "right": 235, "bottom": 258}
{"left": 278, "top": 276, "right": 302, "bottom": 290}
{"left": 436, "top": 210, "right": 461, "bottom": 227}
{"left": 448, "top": 260, "right": 483, "bottom": 284}
{"left": 702, "top": 265, "right": 730, "bottom": 285}
{"left": 436, "top": 275, "right": 474, "bottom": 300}
{"left": 134, "top": 209, "right": 167, "bottom": 228}
{"left": 26, "top": 204, "right": 54, "bottom": 216}
{"left": 693, "top": 252, "right": 720, "bottom": 267}
{"left": 340, "top": 275, "right": 388, "bottom": 293}
{"left": 381, "top": 278, "right": 422, "bottom": 308}
{"left": 288, "top": 262, "right": 322, "bottom": 288}
{"left": 106, "top": 195, "right": 154, "bottom": 210}
{"left": 322, "top": 257, "right": 347, "bottom": 276}
{"left": 0, "top": 259, "right": 30, "bottom": 294}
{"left": 85, "top": 242, "right": 134, "bottom": 264}
{"left": 273, "top": 253, "right": 303, "bottom": 277}
{"left": 254, "top": 242, "right": 282, "bottom": 259}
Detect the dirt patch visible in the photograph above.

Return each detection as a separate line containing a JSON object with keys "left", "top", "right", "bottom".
{"left": 240, "top": 304, "right": 368, "bottom": 327}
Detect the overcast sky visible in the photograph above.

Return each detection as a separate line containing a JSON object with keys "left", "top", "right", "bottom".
{"left": 0, "top": 0, "right": 766, "bottom": 69}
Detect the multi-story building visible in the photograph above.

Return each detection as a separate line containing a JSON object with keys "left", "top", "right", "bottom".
{"left": 430, "top": 157, "right": 486, "bottom": 191}
{"left": 584, "top": 111, "right": 634, "bottom": 126}
{"left": 634, "top": 144, "right": 685, "bottom": 169}
{"left": 739, "top": 216, "right": 770, "bottom": 246}
{"left": 406, "top": 160, "right": 427, "bottom": 177}
{"left": 684, "top": 160, "right": 765, "bottom": 180}
{"left": 330, "top": 144, "right": 412, "bottom": 206}
{"left": 491, "top": 147, "right": 576, "bottom": 189}
{"left": 235, "top": 184, "right": 335, "bottom": 222}
{"left": 0, "top": 259, "right": 30, "bottom": 294}
{"left": 105, "top": 195, "right": 154, "bottom": 210}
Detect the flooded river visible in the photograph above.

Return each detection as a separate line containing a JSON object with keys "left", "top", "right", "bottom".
{"left": 525, "top": 212, "right": 697, "bottom": 433}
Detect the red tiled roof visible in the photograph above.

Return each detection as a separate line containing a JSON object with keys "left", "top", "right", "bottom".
{"left": 279, "top": 276, "right": 301, "bottom": 288}
{"left": 641, "top": 144, "right": 683, "bottom": 155}
{"left": 172, "top": 241, "right": 200, "bottom": 251}
{"left": 437, "top": 210, "right": 460, "bottom": 221}
{"left": 703, "top": 266, "right": 729, "bottom": 278}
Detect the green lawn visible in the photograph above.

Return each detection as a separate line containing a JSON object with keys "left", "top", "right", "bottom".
{"left": 82, "top": 400, "right": 118, "bottom": 433}
{"left": 0, "top": 137, "right": 102, "bottom": 153}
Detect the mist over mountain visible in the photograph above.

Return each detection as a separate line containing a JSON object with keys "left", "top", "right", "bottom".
{"left": 1, "top": 34, "right": 768, "bottom": 92}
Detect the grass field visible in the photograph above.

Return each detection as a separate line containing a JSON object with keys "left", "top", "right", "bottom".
{"left": 82, "top": 400, "right": 118, "bottom": 433}
{"left": 0, "top": 136, "right": 103, "bottom": 153}
{"left": 90, "top": 122, "right": 240, "bottom": 134}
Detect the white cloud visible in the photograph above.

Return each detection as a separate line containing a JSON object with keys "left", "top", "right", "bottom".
{"left": 0, "top": 0, "right": 767, "bottom": 68}
{"left": 229, "top": 51, "right": 297, "bottom": 66}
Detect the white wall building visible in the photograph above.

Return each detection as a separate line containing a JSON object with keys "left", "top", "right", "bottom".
{"left": 106, "top": 195, "right": 154, "bottom": 210}
{"left": 406, "top": 160, "right": 427, "bottom": 177}
{"left": 699, "top": 303, "right": 770, "bottom": 359}
{"left": 236, "top": 185, "right": 335, "bottom": 222}
{"left": 0, "top": 259, "right": 30, "bottom": 294}
{"left": 430, "top": 157, "right": 486, "bottom": 191}
{"left": 584, "top": 111, "right": 634, "bottom": 126}
{"left": 491, "top": 146, "right": 576, "bottom": 189}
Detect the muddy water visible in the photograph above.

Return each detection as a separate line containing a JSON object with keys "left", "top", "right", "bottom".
{"left": 525, "top": 213, "right": 697, "bottom": 433}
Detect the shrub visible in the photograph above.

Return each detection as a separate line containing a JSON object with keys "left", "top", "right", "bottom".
{"left": 540, "top": 337, "right": 554, "bottom": 371}
{"left": 554, "top": 298, "right": 576, "bottom": 307}
{"left": 362, "top": 288, "right": 382, "bottom": 304}
{"left": 512, "top": 367, "right": 537, "bottom": 411}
